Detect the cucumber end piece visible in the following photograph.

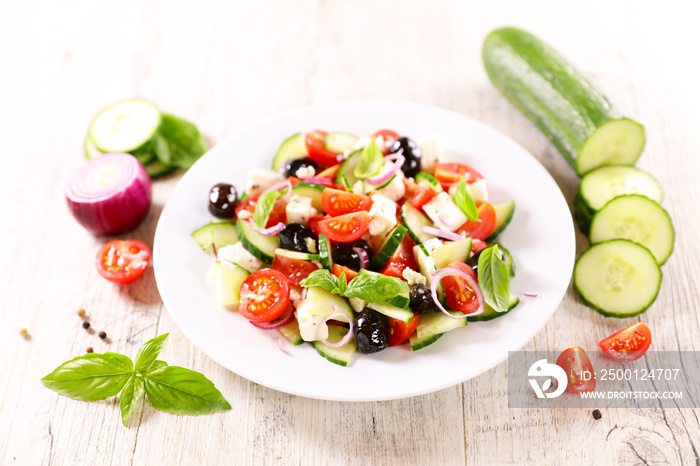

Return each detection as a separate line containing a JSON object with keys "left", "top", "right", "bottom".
{"left": 577, "top": 119, "right": 646, "bottom": 176}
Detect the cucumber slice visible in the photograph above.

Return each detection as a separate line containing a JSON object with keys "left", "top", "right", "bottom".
{"left": 414, "top": 243, "right": 445, "bottom": 300}
{"left": 574, "top": 190, "right": 596, "bottom": 235}
{"left": 409, "top": 311, "right": 467, "bottom": 351}
{"left": 574, "top": 239, "right": 661, "bottom": 317}
{"left": 433, "top": 238, "right": 472, "bottom": 269}
{"left": 296, "top": 286, "right": 353, "bottom": 342}
{"left": 485, "top": 201, "right": 515, "bottom": 242}
{"left": 367, "top": 301, "right": 414, "bottom": 323}
{"left": 143, "top": 159, "right": 177, "bottom": 179}
{"left": 488, "top": 242, "right": 515, "bottom": 277}
{"left": 335, "top": 150, "right": 362, "bottom": 187}
{"left": 235, "top": 219, "right": 279, "bottom": 263}
{"left": 84, "top": 136, "right": 103, "bottom": 159}
{"left": 271, "top": 133, "right": 308, "bottom": 170}
{"left": 279, "top": 320, "right": 304, "bottom": 346}
{"left": 212, "top": 261, "right": 249, "bottom": 308}
{"left": 415, "top": 172, "right": 443, "bottom": 193}
{"left": 589, "top": 195, "right": 674, "bottom": 264}
{"left": 191, "top": 222, "right": 239, "bottom": 254}
{"left": 369, "top": 225, "right": 408, "bottom": 271}
{"left": 400, "top": 203, "right": 437, "bottom": 244}
{"left": 274, "top": 248, "right": 320, "bottom": 261}
{"left": 313, "top": 325, "right": 356, "bottom": 367}
{"left": 483, "top": 28, "right": 645, "bottom": 176}
{"left": 318, "top": 233, "right": 333, "bottom": 269}
{"left": 468, "top": 295, "right": 520, "bottom": 322}
{"left": 290, "top": 182, "right": 325, "bottom": 213}
{"left": 578, "top": 165, "right": 663, "bottom": 213}
{"left": 323, "top": 132, "right": 358, "bottom": 154}
{"left": 88, "top": 99, "right": 161, "bottom": 153}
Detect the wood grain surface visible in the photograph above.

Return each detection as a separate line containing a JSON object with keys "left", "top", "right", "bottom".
{"left": 1, "top": 0, "right": 699, "bottom": 464}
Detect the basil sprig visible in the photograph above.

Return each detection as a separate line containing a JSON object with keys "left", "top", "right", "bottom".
{"left": 300, "top": 269, "right": 409, "bottom": 303}
{"left": 353, "top": 139, "right": 383, "bottom": 179}
{"left": 253, "top": 190, "right": 282, "bottom": 228}
{"left": 41, "top": 333, "right": 230, "bottom": 427}
{"left": 477, "top": 246, "right": 511, "bottom": 312}
{"left": 454, "top": 179, "right": 479, "bottom": 221}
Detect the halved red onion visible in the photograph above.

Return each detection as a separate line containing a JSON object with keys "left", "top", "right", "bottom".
{"left": 422, "top": 226, "right": 462, "bottom": 241}
{"left": 275, "top": 337, "right": 292, "bottom": 356}
{"left": 301, "top": 177, "right": 332, "bottom": 185}
{"left": 318, "top": 306, "right": 354, "bottom": 348}
{"left": 250, "top": 304, "right": 295, "bottom": 330}
{"left": 430, "top": 267, "right": 485, "bottom": 319}
{"left": 353, "top": 247, "right": 369, "bottom": 269}
{"left": 248, "top": 219, "right": 285, "bottom": 236}
{"left": 367, "top": 155, "right": 405, "bottom": 186}
{"left": 65, "top": 153, "right": 152, "bottom": 236}
{"left": 262, "top": 179, "right": 293, "bottom": 204}
{"left": 523, "top": 292, "right": 539, "bottom": 298}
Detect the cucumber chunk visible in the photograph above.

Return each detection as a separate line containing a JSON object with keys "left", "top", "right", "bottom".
{"left": 485, "top": 201, "right": 515, "bottom": 242}
{"left": 578, "top": 165, "right": 663, "bottom": 212}
{"left": 274, "top": 248, "right": 320, "bottom": 261}
{"left": 212, "top": 261, "right": 249, "bottom": 308}
{"left": 235, "top": 219, "right": 279, "bottom": 264}
{"left": 143, "top": 159, "right": 177, "bottom": 179}
{"left": 369, "top": 225, "right": 407, "bottom": 271}
{"left": 323, "top": 132, "right": 358, "bottom": 154}
{"left": 468, "top": 295, "right": 519, "bottom": 322}
{"left": 590, "top": 195, "right": 674, "bottom": 264}
{"left": 318, "top": 233, "right": 333, "bottom": 269}
{"left": 279, "top": 320, "right": 304, "bottom": 346}
{"left": 335, "top": 150, "right": 362, "bottom": 187}
{"left": 290, "top": 182, "right": 325, "bottom": 212}
{"left": 400, "top": 203, "right": 437, "bottom": 244}
{"left": 409, "top": 311, "right": 467, "bottom": 351}
{"left": 192, "top": 222, "right": 239, "bottom": 254}
{"left": 432, "top": 238, "right": 472, "bottom": 269}
{"left": 271, "top": 133, "right": 308, "bottom": 170}
{"left": 88, "top": 99, "right": 161, "bottom": 153}
{"left": 415, "top": 172, "right": 443, "bottom": 193}
{"left": 367, "top": 301, "right": 414, "bottom": 323}
{"left": 574, "top": 239, "right": 661, "bottom": 317}
{"left": 313, "top": 325, "right": 356, "bottom": 367}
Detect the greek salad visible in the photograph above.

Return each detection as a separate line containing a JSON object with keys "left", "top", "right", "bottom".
{"left": 192, "top": 130, "right": 517, "bottom": 366}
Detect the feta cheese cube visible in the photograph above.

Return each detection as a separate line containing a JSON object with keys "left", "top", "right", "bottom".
{"left": 402, "top": 268, "right": 427, "bottom": 286}
{"left": 423, "top": 192, "right": 467, "bottom": 232}
{"left": 422, "top": 238, "right": 444, "bottom": 255}
{"left": 418, "top": 136, "right": 443, "bottom": 174}
{"left": 368, "top": 194, "right": 397, "bottom": 237}
{"left": 217, "top": 242, "right": 262, "bottom": 273}
{"left": 245, "top": 169, "right": 283, "bottom": 197}
{"left": 377, "top": 168, "right": 406, "bottom": 201}
{"left": 285, "top": 195, "right": 317, "bottom": 225}
{"left": 295, "top": 165, "right": 316, "bottom": 179}
{"left": 352, "top": 180, "right": 365, "bottom": 195}
{"left": 237, "top": 210, "right": 252, "bottom": 220}
{"left": 467, "top": 179, "right": 488, "bottom": 203}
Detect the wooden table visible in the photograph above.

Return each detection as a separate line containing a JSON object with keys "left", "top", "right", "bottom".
{"left": 2, "top": 1, "right": 699, "bottom": 464}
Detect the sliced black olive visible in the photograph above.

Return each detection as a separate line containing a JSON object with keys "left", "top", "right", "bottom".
{"left": 278, "top": 223, "right": 317, "bottom": 253}
{"left": 208, "top": 183, "right": 238, "bottom": 218}
{"left": 389, "top": 136, "right": 422, "bottom": 178}
{"left": 354, "top": 309, "right": 391, "bottom": 353}
{"left": 410, "top": 284, "right": 439, "bottom": 314}
{"left": 284, "top": 157, "right": 319, "bottom": 179}
{"left": 331, "top": 240, "right": 373, "bottom": 270}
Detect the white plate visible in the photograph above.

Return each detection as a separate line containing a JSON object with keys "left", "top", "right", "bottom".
{"left": 154, "top": 101, "right": 575, "bottom": 402}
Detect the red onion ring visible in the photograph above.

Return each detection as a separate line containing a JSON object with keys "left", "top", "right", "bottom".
{"left": 301, "top": 177, "right": 332, "bottom": 184}
{"left": 250, "top": 304, "right": 295, "bottom": 330}
{"left": 523, "top": 292, "right": 538, "bottom": 298}
{"left": 262, "top": 179, "right": 293, "bottom": 204}
{"left": 300, "top": 287, "right": 308, "bottom": 300}
{"left": 367, "top": 155, "right": 405, "bottom": 186}
{"left": 422, "top": 226, "right": 463, "bottom": 241}
{"left": 430, "top": 267, "right": 484, "bottom": 319}
{"left": 438, "top": 214, "right": 457, "bottom": 229}
{"left": 248, "top": 219, "right": 285, "bottom": 236}
{"left": 311, "top": 260, "right": 323, "bottom": 269}
{"left": 353, "top": 247, "right": 369, "bottom": 269}
{"left": 275, "top": 337, "right": 292, "bottom": 356}
{"left": 318, "top": 307, "right": 354, "bottom": 348}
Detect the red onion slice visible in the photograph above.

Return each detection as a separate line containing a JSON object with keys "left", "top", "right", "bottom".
{"left": 430, "top": 267, "right": 485, "bottom": 319}
{"left": 367, "top": 155, "right": 405, "bottom": 186}
{"left": 250, "top": 304, "right": 295, "bottom": 330}
{"left": 248, "top": 219, "right": 285, "bottom": 236}
{"left": 523, "top": 292, "right": 539, "bottom": 298}
{"left": 422, "top": 226, "right": 463, "bottom": 241}
{"left": 353, "top": 247, "right": 369, "bottom": 269}
{"left": 275, "top": 337, "right": 292, "bottom": 356}
{"left": 318, "top": 307, "right": 354, "bottom": 348}
{"left": 438, "top": 214, "right": 457, "bottom": 229}
{"left": 301, "top": 177, "right": 332, "bottom": 185}
{"left": 262, "top": 179, "right": 293, "bottom": 204}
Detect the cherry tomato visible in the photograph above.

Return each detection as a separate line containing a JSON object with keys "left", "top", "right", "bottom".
{"left": 456, "top": 202, "right": 496, "bottom": 241}
{"left": 408, "top": 185, "right": 437, "bottom": 211}
{"left": 599, "top": 322, "right": 652, "bottom": 362}
{"left": 238, "top": 269, "right": 290, "bottom": 323}
{"left": 321, "top": 188, "right": 372, "bottom": 217}
{"left": 317, "top": 163, "right": 341, "bottom": 180}
{"left": 332, "top": 264, "right": 359, "bottom": 283}
{"left": 556, "top": 346, "right": 596, "bottom": 394}
{"left": 434, "top": 163, "right": 484, "bottom": 189}
{"left": 317, "top": 211, "right": 369, "bottom": 243}
{"left": 305, "top": 130, "right": 341, "bottom": 166}
{"left": 471, "top": 238, "right": 487, "bottom": 254}
{"left": 441, "top": 262, "right": 480, "bottom": 315}
{"left": 388, "top": 313, "right": 419, "bottom": 346}
{"left": 272, "top": 255, "right": 319, "bottom": 286}
{"left": 371, "top": 129, "right": 400, "bottom": 154}
{"left": 380, "top": 236, "right": 419, "bottom": 279}
{"left": 95, "top": 240, "right": 150, "bottom": 285}
{"left": 308, "top": 215, "right": 325, "bottom": 236}
{"left": 235, "top": 194, "right": 286, "bottom": 228}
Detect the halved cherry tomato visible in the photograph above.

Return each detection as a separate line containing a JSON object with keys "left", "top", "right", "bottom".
{"left": 321, "top": 188, "right": 372, "bottom": 217}
{"left": 317, "top": 163, "right": 341, "bottom": 180}
{"left": 308, "top": 215, "right": 325, "bottom": 236}
{"left": 272, "top": 255, "right": 319, "bottom": 286}
{"left": 599, "top": 322, "right": 652, "bottom": 362}
{"left": 317, "top": 211, "right": 369, "bottom": 243}
{"left": 434, "top": 163, "right": 484, "bottom": 189}
{"left": 388, "top": 313, "right": 419, "bottom": 346}
{"left": 332, "top": 264, "right": 359, "bottom": 283}
{"left": 441, "top": 262, "right": 480, "bottom": 315}
{"left": 408, "top": 185, "right": 437, "bottom": 210}
{"left": 235, "top": 194, "right": 287, "bottom": 228}
{"left": 380, "top": 236, "right": 419, "bottom": 279}
{"left": 471, "top": 238, "right": 487, "bottom": 254}
{"left": 305, "top": 130, "right": 340, "bottom": 166}
{"left": 371, "top": 129, "right": 400, "bottom": 154}
{"left": 238, "top": 269, "right": 290, "bottom": 323}
{"left": 456, "top": 202, "right": 496, "bottom": 241}
{"left": 96, "top": 240, "right": 150, "bottom": 285}
{"left": 556, "top": 346, "right": 596, "bottom": 394}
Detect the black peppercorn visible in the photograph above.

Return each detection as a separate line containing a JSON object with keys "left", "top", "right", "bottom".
{"left": 98, "top": 331, "right": 107, "bottom": 339}
{"left": 592, "top": 409, "right": 602, "bottom": 420}
{"left": 82, "top": 321, "right": 90, "bottom": 330}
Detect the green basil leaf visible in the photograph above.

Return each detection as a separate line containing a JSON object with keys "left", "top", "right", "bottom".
{"left": 134, "top": 333, "right": 169, "bottom": 374}
{"left": 119, "top": 375, "right": 145, "bottom": 427}
{"left": 345, "top": 270, "right": 409, "bottom": 303}
{"left": 353, "top": 139, "right": 383, "bottom": 178}
{"left": 154, "top": 114, "right": 208, "bottom": 169}
{"left": 41, "top": 352, "right": 134, "bottom": 401}
{"left": 254, "top": 190, "right": 281, "bottom": 228}
{"left": 300, "top": 269, "right": 340, "bottom": 293}
{"left": 147, "top": 360, "right": 168, "bottom": 373}
{"left": 454, "top": 179, "right": 479, "bottom": 221}
{"left": 143, "top": 366, "right": 231, "bottom": 415}
{"left": 477, "top": 246, "right": 510, "bottom": 312}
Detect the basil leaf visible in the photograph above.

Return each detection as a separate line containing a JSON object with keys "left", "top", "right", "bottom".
{"left": 353, "top": 139, "right": 383, "bottom": 178}
{"left": 154, "top": 114, "right": 208, "bottom": 169}
{"left": 454, "top": 179, "right": 479, "bottom": 221}
{"left": 134, "top": 333, "right": 169, "bottom": 374}
{"left": 147, "top": 360, "right": 168, "bottom": 373}
{"left": 345, "top": 270, "right": 409, "bottom": 303}
{"left": 143, "top": 366, "right": 231, "bottom": 415}
{"left": 41, "top": 353, "right": 134, "bottom": 401}
{"left": 300, "top": 269, "right": 340, "bottom": 293}
{"left": 253, "top": 190, "right": 281, "bottom": 228}
{"left": 119, "top": 375, "right": 145, "bottom": 427}
{"left": 334, "top": 272, "right": 347, "bottom": 295}
{"left": 477, "top": 246, "right": 510, "bottom": 312}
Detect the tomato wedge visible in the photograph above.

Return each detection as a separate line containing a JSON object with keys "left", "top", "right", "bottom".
{"left": 317, "top": 211, "right": 369, "bottom": 243}
{"left": 599, "top": 322, "right": 652, "bottom": 362}
{"left": 272, "top": 255, "right": 319, "bottom": 286}
{"left": 380, "top": 236, "right": 419, "bottom": 279}
{"left": 96, "top": 240, "right": 150, "bottom": 285}
{"left": 371, "top": 129, "right": 400, "bottom": 154}
{"left": 434, "top": 163, "right": 484, "bottom": 188}
{"left": 235, "top": 193, "right": 286, "bottom": 227}
{"left": 556, "top": 346, "right": 596, "bottom": 394}
{"left": 317, "top": 163, "right": 341, "bottom": 180}
{"left": 321, "top": 188, "right": 372, "bottom": 216}
{"left": 332, "top": 264, "right": 359, "bottom": 283}
{"left": 408, "top": 185, "right": 437, "bottom": 210}
{"left": 238, "top": 269, "right": 290, "bottom": 323}
{"left": 471, "top": 238, "right": 487, "bottom": 254}
{"left": 305, "top": 130, "right": 340, "bottom": 166}
{"left": 456, "top": 202, "right": 496, "bottom": 241}
{"left": 388, "top": 313, "right": 419, "bottom": 346}
{"left": 441, "top": 262, "right": 480, "bottom": 315}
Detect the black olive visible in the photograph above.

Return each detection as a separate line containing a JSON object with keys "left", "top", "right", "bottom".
{"left": 284, "top": 157, "right": 319, "bottom": 179}
{"left": 389, "top": 136, "right": 422, "bottom": 178}
{"left": 278, "top": 223, "right": 317, "bottom": 253}
{"left": 354, "top": 309, "right": 391, "bottom": 353}
{"left": 410, "top": 284, "right": 439, "bottom": 314}
{"left": 466, "top": 247, "right": 504, "bottom": 272}
{"left": 331, "top": 240, "right": 373, "bottom": 270}
{"left": 208, "top": 183, "right": 238, "bottom": 218}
